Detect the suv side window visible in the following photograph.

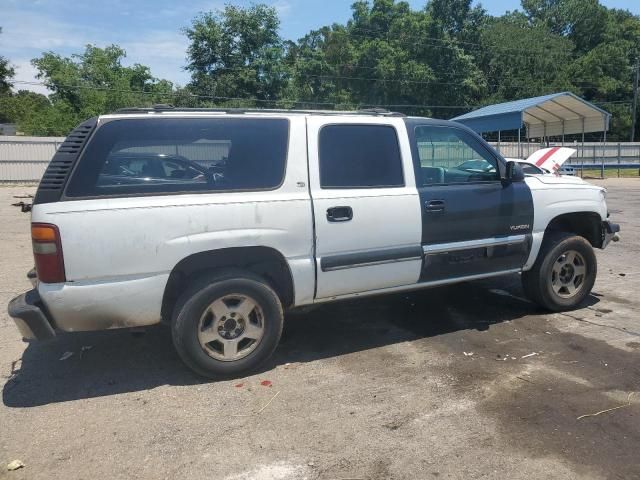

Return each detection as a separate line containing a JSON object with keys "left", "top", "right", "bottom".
{"left": 66, "top": 118, "right": 289, "bottom": 197}
{"left": 319, "top": 124, "right": 404, "bottom": 189}
{"left": 413, "top": 125, "right": 500, "bottom": 186}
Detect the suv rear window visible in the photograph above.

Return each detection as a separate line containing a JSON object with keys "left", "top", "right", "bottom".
{"left": 65, "top": 118, "right": 289, "bottom": 197}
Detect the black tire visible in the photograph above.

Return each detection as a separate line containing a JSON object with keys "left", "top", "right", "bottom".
{"left": 171, "top": 271, "right": 283, "bottom": 379}
{"left": 522, "top": 232, "right": 597, "bottom": 312}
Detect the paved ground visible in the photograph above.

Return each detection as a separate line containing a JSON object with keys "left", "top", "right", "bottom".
{"left": 1, "top": 180, "right": 639, "bottom": 480}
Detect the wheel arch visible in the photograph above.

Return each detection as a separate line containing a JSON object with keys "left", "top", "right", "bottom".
{"left": 161, "top": 246, "right": 295, "bottom": 323}
{"left": 543, "top": 211, "right": 603, "bottom": 248}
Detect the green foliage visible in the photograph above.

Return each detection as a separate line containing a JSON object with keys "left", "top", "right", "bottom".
{"left": 22, "top": 45, "right": 175, "bottom": 134}
{"left": 0, "top": 27, "right": 16, "bottom": 121}
{"left": 183, "top": 4, "right": 290, "bottom": 106}
{"left": 477, "top": 13, "right": 575, "bottom": 103}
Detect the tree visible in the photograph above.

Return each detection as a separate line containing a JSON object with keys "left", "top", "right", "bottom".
{"left": 521, "top": 0, "right": 610, "bottom": 54}
{"left": 0, "top": 27, "right": 16, "bottom": 122}
{"left": 286, "top": 0, "right": 486, "bottom": 116}
{"left": 29, "top": 44, "right": 174, "bottom": 134}
{"left": 477, "top": 13, "right": 575, "bottom": 104}
{"left": 0, "top": 90, "right": 52, "bottom": 133}
{"left": 184, "top": 4, "right": 290, "bottom": 106}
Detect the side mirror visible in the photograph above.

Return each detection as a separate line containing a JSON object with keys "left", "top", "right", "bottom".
{"left": 504, "top": 161, "right": 525, "bottom": 184}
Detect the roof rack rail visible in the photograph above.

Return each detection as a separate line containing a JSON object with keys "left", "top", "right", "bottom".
{"left": 113, "top": 105, "right": 406, "bottom": 117}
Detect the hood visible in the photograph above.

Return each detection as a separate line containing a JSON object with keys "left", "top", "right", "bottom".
{"left": 528, "top": 174, "right": 588, "bottom": 186}
{"left": 523, "top": 147, "right": 576, "bottom": 174}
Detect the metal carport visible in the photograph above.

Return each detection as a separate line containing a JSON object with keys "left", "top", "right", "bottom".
{"left": 451, "top": 92, "right": 611, "bottom": 158}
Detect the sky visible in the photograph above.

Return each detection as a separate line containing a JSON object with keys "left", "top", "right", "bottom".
{"left": 2, "top": 0, "right": 639, "bottom": 95}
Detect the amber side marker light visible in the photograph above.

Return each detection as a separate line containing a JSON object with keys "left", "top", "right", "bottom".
{"left": 31, "top": 223, "right": 66, "bottom": 283}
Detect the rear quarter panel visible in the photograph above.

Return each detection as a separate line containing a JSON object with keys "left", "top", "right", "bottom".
{"left": 32, "top": 116, "right": 315, "bottom": 330}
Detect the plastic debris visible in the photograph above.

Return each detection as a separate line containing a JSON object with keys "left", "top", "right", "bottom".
{"left": 521, "top": 352, "right": 538, "bottom": 359}
{"left": 235, "top": 383, "right": 244, "bottom": 388}
{"left": 577, "top": 392, "right": 636, "bottom": 420}
{"left": 59, "top": 351, "right": 74, "bottom": 361}
{"left": 260, "top": 380, "right": 272, "bottom": 387}
{"left": 7, "top": 460, "right": 25, "bottom": 471}
{"left": 79, "top": 346, "right": 93, "bottom": 359}
{"left": 463, "top": 352, "right": 474, "bottom": 357}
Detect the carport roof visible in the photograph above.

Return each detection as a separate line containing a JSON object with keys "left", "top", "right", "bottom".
{"left": 451, "top": 92, "right": 610, "bottom": 138}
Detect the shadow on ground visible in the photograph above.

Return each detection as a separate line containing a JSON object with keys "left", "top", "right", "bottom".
{"left": 3, "top": 274, "right": 599, "bottom": 408}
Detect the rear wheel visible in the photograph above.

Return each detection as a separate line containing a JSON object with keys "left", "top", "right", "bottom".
{"left": 172, "top": 272, "right": 283, "bottom": 379}
{"left": 522, "top": 232, "right": 597, "bottom": 311}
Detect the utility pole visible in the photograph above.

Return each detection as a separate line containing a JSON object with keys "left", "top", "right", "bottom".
{"left": 632, "top": 57, "right": 639, "bottom": 142}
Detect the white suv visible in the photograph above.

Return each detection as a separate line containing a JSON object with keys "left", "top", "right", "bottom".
{"left": 8, "top": 106, "right": 619, "bottom": 378}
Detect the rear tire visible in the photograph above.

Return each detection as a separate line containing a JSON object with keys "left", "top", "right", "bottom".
{"left": 172, "top": 271, "right": 283, "bottom": 379}
{"left": 522, "top": 232, "right": 597, "bottom": 312}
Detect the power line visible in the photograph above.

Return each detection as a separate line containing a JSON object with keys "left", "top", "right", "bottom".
{"left": 298, "top": 26, "right": 575, "bottom": 58}
{"left": 12, "top": 80, "right": 630, "bottom": 111}
{"left": 185, "top": 52, "right": 606, "bottom": 89}
{"left": 11, "top": 80, "right": 471, "bottom": 109}
{"left": 185, "top": 62, "right": 604, "bottom": 89}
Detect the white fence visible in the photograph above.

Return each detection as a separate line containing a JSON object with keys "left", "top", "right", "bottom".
{"left": 1, "top": 136, "right": 640, "bottom": 183}
{"left": 0, "top": 136, "right": 65, "bottom": 182}
{"left": 491, "top": 141, "right": 640, "bottom": 165}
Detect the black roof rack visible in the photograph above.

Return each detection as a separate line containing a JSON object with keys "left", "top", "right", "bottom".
{"left": 113, "top": 104, "right": 406, "bottom": 117}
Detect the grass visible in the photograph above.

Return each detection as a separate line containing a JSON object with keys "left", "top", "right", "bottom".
{"left": 579, "top": 168, "right": 640, "bottom": 179}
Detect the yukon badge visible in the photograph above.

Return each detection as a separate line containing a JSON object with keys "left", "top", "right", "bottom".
{"left": 510, "top": 224, "right": 530, "bottom": 231}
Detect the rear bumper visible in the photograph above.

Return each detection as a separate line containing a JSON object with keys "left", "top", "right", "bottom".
{"left": 602, "top": 221, "right": 620, "bottom": 248}
{"left": 7, "top": 289, "right": 56, "bottom": 341}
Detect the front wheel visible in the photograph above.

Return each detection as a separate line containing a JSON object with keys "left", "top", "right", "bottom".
{"left": 522, "top": 232, "right": 597, "bottom": 311}
{"left": 172, "top": 272, "right": 284, "bottom": 379}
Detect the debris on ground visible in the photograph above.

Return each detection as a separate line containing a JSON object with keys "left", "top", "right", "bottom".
{"left": 79, "top": 346, "right": 93, "bottom": 359}
{"left": 7, "top": 459, "right": 25, "bottom": 471}
{"left": 235, "top": 383, "right": 245, "bottom": 388}
{"left": 463, "top": 352, "right": 474, "bottom": 356}
{"left": 59, "top": 351, "right": 74, "bottom": 361}
{"left": 577, "top": 392, "right": 636, "bottom": 420}
{"left": 260, "top": 380, "right": 272, "bottom": 387}
{"left": 521, "top": 352, "right": 538, "bottom": 359}
{"left": 233, "top": 391, "right": 281, "bottom": 417}
{"left": 10, "top": 201, "right": 31, "bottom": 212}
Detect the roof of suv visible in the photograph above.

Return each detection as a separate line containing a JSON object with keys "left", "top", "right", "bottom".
{"left": 112, "top": 104, "right": 409, "bottom": 117}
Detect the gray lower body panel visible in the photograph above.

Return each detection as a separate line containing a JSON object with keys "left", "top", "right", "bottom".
{"left": 7, "top": 289, "right": 56, "bottom": 340}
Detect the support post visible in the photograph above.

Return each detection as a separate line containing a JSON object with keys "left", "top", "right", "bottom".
{"left": 618, "top": 142, "right": 621, "bottom": 178}
{"left": 602, "top": 125, "right": 607, "bottom": 179}
{"left": 632, "top": 56, "right": 639, "bottom": 142}
{"left": 581, "top": 118, "right": 585, "bottom": 158}
{"left": 517, "top": 128, "right": 521, "bottom": 158}
{"left": 497, "top": 130, "right": 501, "bottom": 154}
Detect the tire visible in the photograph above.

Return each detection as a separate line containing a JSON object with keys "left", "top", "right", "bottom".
{"left": 171, "top": 271, "right": 284, "bottom": 379}
{"left": 522, "top": 232, "right": 597, "bottom": 312}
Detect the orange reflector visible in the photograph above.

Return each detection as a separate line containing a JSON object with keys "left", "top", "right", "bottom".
{"left": 32, "top": 225, "right": 57, "bottom": 242}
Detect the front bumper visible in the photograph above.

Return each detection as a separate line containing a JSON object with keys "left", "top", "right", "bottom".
{"left": 602, "top": 221, "right": 620, "bottom": 248}
{"left": 7, "top": 289, "right": 56, "bottom": 341}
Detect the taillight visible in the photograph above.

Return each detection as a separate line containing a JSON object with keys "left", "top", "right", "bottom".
{"left": 32, "top": 223, "right": 66, "bottom": 283}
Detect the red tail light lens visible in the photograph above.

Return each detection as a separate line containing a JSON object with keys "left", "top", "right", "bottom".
{"left": 32, "top": 223, "right": 66, "bottom": 283}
